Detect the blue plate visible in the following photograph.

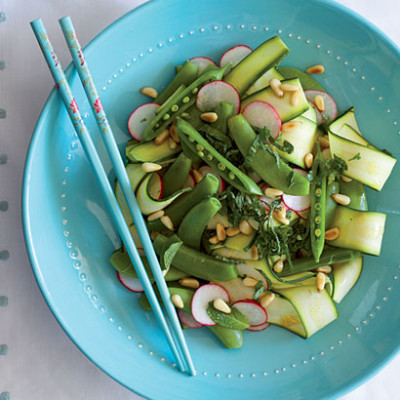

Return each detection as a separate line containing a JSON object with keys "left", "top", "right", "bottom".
{"left": 23, "top": 0, "right": 400, "bottom": 399}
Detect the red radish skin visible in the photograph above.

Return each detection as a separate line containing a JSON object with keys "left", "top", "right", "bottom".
{"left": 232, "top": 299, "right": 268, "bottom": 327}
{"left": 242, "top": 101, "right": 281, "bottom": 139}
{"left": 117, "top": 271, "right": 145, "bottom": 293}
{"left": 219, "top": 45, "right": 252, "bottom": 73}
{"left": 309, "top": 101, "right": 323, "bottom": 125}
{"left": 191, "top": 283, "right": 230, "bottom": 326}
{"left": 177, "top": 309, "right": 204, "bottom": 329}
{"left": 127, "top": 103, "right": 160, "bottom": 141}
{"left": 199, "top": 165, "right": 225, "bottom": 192}
{"left": 183, "top": 172, "right": 196, "bottom": 189}
{"left": 148, "top": 173, "right": 163, "bottom": 200}
{"left": 196, "top": 81, "right": 241, "bottom": 115}
{"left": 305, "top": 90, "right": 338, "bottom": 124}
{"left": 189, "top": 57, "right": 217, "bottom": 75}
{"left": 247, "top": 322, "right": 271, "bottom": 332}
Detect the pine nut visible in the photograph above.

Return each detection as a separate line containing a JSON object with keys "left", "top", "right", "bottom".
{"left": 290, "top": 90, "right": 302, "bottom": 106}
{"left": 226, "top": 227, "right": 240, "bottom": 237}
{"left": 304, "top": 153, "right": 314, "bottom": 169}
{"left": 273, "top": 258, "right": 284, "bottom": 273}
{"left": 273, "top": 209, "right": 290, "bottom": 226}
{"left": 160, "top": 215, "right": 174, "bottom": 231}
{"left": 171, "top": 294, "right": 184, "bottom": 308}
{"left": 314, "top": 95, "right": 325, "bottom": 112}
{"left": 341, "top": 175, "right": 352, "bottom": 182}
{"left": 216, "top": 222, "right": 226, "bottom": 241}
{"left": 168, "top": 137, "right": 178, "bottom": 149}
{"left": 200, "top": 112, "right": 218, "bottom": 123}
{"left": 239, "top": 220, "right": 254, "bottom": 236}
{"left": 209, "top": 235, "right": 220, "bottom": 244}
{"left": 282, "top": 120, "right": 302, "bottom": 132}
{"left": 316, "top": 265, "right": 332, "bottom": 274}
{"left": 281, "top": 83, "right": 299, "bottom": 92}
{"left": 306, "top": 64, "right": 325, "bottom": 75}
{"left": 316, "top": 272, "right": 326, "bottom": 292}
{"left": 243, "top": 277, "right": 258, "bottom": 288}
{"left": 140, "top": 87, "right": 159, "bottom": 98}
{"left": 147, "top": 210, "right": 164, "bottom": 221}
{"left": 325, "top": 227, "right": 340, "bottom": 241}
{"left": 154, "top": 129, "right": 170, "bottom": 145}
{"left": 251, "top": 245, "right": 259, "bottom": 260}
{"left": 192, "top": 169, "right": 203, "bottom": 183}
{"left": 142, "top": 162, "right": 162, "bottom": 172}
{"left": 332, "top": 193, "right": 351, "bottom": 206}
{"left": 150, "top": 231, "right": 160, "bottom": 241}
{"left": 260, "top": 293, "right": 275, "bottom": 309}
{"left": 213, "top": 298, "right": 231, "bottom": 314}
{"left": 179, "top": 278, "right": 200, "bottom": 289}
{"left": 169, "top": 124, "right": 180, "bottom": 143}
{"left": 264, "top": 187, "right": 283, "bottom": 197}
{"left": 318, "top": 135, "right": 330, "bottom": 148}
{"left": 270, "top": 78, "right": 284, "bottom": 98}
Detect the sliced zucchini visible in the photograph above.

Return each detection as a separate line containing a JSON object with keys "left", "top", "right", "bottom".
{"left": 115, "top": 164, "right": 147, "bottom": 225}
{"left": 329, "top": 205, "right": 386, "bottom": 256}
{"left": 244, "top": 67, "right": 285, "bottom": 97}
{"left": 328, "top": 131, "right": 396, "bottom": 191}
{"left": 302, "top": 101, "right": 317, "bottom": 123}
{"left": 336, "top": 124, "right": 375, "bottom": 148}
{"left": 126, "top": 139, "right": 181, "bottom": 163}
{"left": 136, "top": 173, "right": 190, "bottom": 215}
{"left": 328, "top": 107, "right": 361, "bottom": 135}
{"left": 224, "top": 36, "right": 289, "bottom": 95}
{"left": 224, "top": 232, "right": 255, "bottom": 251}
{"left": 207, "top": 213, "right": 230, "bottom": 229}
{"left": 275, "top": 286, "right": 338, "bottom": 338}
{"left": 213, "top": 246, "right": 254, "bottom": 261}
{"left": 274, "top": 115, "right": 317, "bottom": 168}
{"left": 241, "top": 78, "right": 309, "bottom": 122}
{"left": 264, "top": 295, "right": 306, "bottom": 337}
{"left": 331, "top": 257, "right": 363, "bottom": 303}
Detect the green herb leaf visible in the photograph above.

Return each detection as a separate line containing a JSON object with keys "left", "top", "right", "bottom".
{"left": 140, "top": 117, "right": 147, "bottom": 123}
{"left": 348, "top": 152, "right": 361, "bottom": 161}
{"left": 159, "top": 235, "right": 183, "bottom": 270}
{"left": 206, "top": 302, "right": 250, "bottom": 330}
{"left": 253, "top": 280, "right": 265, "bottom": 300}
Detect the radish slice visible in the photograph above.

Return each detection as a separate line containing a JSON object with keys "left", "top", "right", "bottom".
{"left": 189, "top": 57, "right": 217, "bottom": 75}
{"left": 148, "top": 173, "right": 163, "bottom": 200}
{"left": 242, "top": 101, "right": 281, "bottom": 139}
{"left": 183, "top": 172, "right": 196, "bottom": 189}
{"left": 191, "top": 284, "right": 230, "bottom": 326}
{"left": 233, "top": 299, "right": 268, "bottom": 326}
{"left": 236, "top": 264, "right": 269, "bottom": 290}
{"left": 305, "top": 90, "right": 337, "bottom": 124}
{"left": 127, "top": 103, "right": 160, "bottom": 141}
{"left": 177, "top": 309, "right": 204, "bottom": 329}
{"left": 219, "top": 45, "right": 252, "bottom": 73}
{"left": 117, "top": 271, "right": 144, "bottom": 293}
{"left": 196, "top": 81, "right": 240, "bottom": 115}
{"left": 247, "top": 322, "right": 271, "bottom": 332}
{"left": 199, "top": 166, "right": 225, "bottom": 192}
{"left": 281, "top": 168, "right": 310, "bottom": 212}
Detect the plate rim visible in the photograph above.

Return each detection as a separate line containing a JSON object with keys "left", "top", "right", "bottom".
{"left": 22, "top": 0, "right": 400, "bottom": 399}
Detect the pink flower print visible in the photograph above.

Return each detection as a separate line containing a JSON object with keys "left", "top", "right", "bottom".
{"left": 69, "top": 98, "right": 79, "bottom": 114}
{"left": 78, "top": 49, "right": 85, "bottom": 66}
{"left": 94, "top": 98, "right": 103, "bottom": 113}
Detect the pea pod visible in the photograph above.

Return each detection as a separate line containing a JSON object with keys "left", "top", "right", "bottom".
{"left": 211, "top": 101, "right": 234, "bottom": 135}
{"left": 143, "top": 64, "right": 230, "bottom": 142}
{"left": 154, "top": 61, "right": 198, "bottom": 104}
{"left": 177, "top": 118, "right": 262, "bottom": 195}
{"left": 279, "top": 248, "right": 361, "bottom": 277}
{"left": 228, "top": 114, "right": 310, "bottom": 195}
{"left": 162, "top": 153, "right": 192, "bottom": 197}
{"left": 325, "top": 173, "right": 340, "bottom": 229}
{"left": 156, "top": 84, "right": 186, "bottom": 116}
{"left": 340, "top": 180, "right": 368, "bottom": 211}
{"left": 153, "top": 234, "right": 238, "bottom": 281}
{"left": 309, "top": 143, "right": 328, "bottom": 262}
{"left": 147, "top": 174, "right": 220, "bottom": 231}
{"left": 178, "top": 197, "right": 222, "bottom": 250}
{"left": 208, "top": 325, "right": 243, "bottom": 349}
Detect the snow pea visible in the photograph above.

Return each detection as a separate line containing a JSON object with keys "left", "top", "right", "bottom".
{"left": 208, "top": 325, "right": 243, "bottom": 349}
{"left": 340, "top": 180, "right": 368, "bottom": 211}
{"left": 162, "top": 152, "right": 192, "bottom": 197}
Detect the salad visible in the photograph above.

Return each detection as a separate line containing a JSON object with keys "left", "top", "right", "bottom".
{"left": 110, "top": 36, "right": 396, "bottom": 348}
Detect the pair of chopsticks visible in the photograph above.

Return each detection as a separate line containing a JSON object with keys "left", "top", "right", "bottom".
{"left": 30, "top": 17, "right": 195, "bottom": 376}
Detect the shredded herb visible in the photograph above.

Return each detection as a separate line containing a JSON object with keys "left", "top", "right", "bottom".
{"left": 253, "top": 280, "right": 266, "bottom": 300}
{"left": 348, "top": 152, "right": 361, "bottom": 161}
{"left": 140, "top": 117, "right": 147, "bottom": 123}
{"left": 326, "top": 154, "right": 348, "bottom": 177}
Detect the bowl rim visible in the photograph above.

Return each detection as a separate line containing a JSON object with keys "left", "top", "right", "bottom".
{"left": 22, "top": 0, "right": 400, "bottom": 399}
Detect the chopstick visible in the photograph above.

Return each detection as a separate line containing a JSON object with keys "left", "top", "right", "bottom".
{"left": 31, "top": 18, "right": 196, "bottom": 376}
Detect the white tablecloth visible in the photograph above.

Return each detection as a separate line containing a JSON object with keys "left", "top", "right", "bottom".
{"left": 0, "top": 0, "right": 399, "bottom": 399}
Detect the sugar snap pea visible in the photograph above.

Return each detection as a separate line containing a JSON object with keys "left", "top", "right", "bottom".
{"left": 325, "top": 173, "right": 340, "bottom": 229}
{"left": 162, "top": 152, "right": 192, "bottom": 197}
{"left": 340, "top": 180, "right": 368, "bottom": 211}
{"left": 208, "top": 325, "right": 243, "bottom": 349}
{"left": 309, "top": 143, "right": 328, "bottom": 262}
{"left": 211, "top": 101, "right": 234, "bottom": 135}
{"left": 156, "top": 84, "right": 186, "bottom": 116}
{"left": 143, "top": 64, "right": 229, "bottom": 142}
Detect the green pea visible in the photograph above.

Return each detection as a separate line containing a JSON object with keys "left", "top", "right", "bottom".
{"left": 196, "top": 144, "right": 204, "bottom": 151}
{"left": 228, "top": 172, "right": 235, "bottom": 180}
{"left": 217, "top": 163, "right": 226, "bottom": 171}
{"left": 182, "top": 96, "right": 190, "bottom": 104}
{"left": 189, "top": 137, "right": 195, "bottom": 143}
{"left": 315, "top": 188, "right": 322, "bottom": 197}
{"left": 163, "top": 113, "right": 170, "bottom": 121}
{"left": 206, "top": 154, "right": 213, "bottom": 161}
{"left": 171, "top": 104, "right": 179, "bottom": 112}
{"left": 198, "top": 151, "right": 205, "bottom": 157}
{"left": 191, "top": 87, "right": 199, "bottom": 94}
{"left": 315, "top": 203, "right": 321, "bottom": 211}
{"left": 315, "top": 229, "right": 321, "bottom": 237}
{"left": 315, "top": 216, "right": 321, "bottom": 224}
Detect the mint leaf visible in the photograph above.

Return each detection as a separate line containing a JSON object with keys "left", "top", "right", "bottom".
{"left": 206, "top": 302, "right": 250, "bottom": 330}
{"left": 348, "top": 152, "right": 361, "bottom": 161}
{"left": 159, "top": 235, "right": 183, "bottom": 270}
{"left": 253, "top": 280, "right": 266, "bottom": 300}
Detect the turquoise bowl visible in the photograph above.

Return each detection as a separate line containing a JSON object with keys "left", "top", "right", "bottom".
{"left": 23, "top": 0, "right": 400, "bottom": 399}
